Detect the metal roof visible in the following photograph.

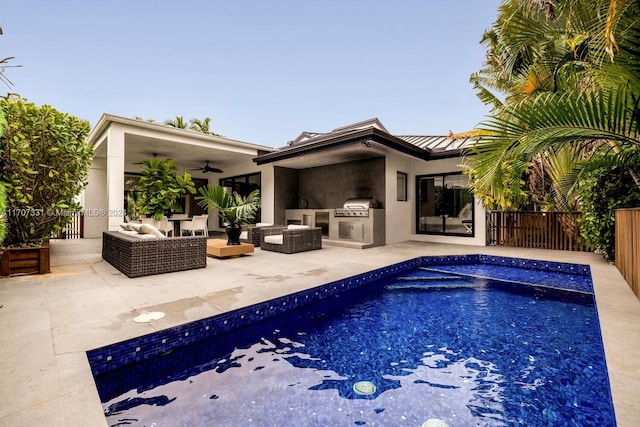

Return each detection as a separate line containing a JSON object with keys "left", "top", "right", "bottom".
{"left": 396, "top": 135, "right": 475, "bottom": 153}
{"left": 255, "top": 119, "right": 474, "bottom": 166}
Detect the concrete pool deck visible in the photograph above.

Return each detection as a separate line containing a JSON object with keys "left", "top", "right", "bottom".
{"left": 1, "top": 238, "right": 639, "bottom": 426}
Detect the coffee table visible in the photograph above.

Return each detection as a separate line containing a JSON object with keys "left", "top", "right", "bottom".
{"left": 206, "top": 239, "right": 254, "bottom": 258}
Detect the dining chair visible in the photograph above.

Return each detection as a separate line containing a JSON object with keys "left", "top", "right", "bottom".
{"left": 181, "top": 215, "right": 209, "bottom": 236}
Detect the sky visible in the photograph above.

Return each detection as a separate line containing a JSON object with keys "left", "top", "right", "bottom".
{"left": 3, "top": 0, "right": 502, "bottom": 148}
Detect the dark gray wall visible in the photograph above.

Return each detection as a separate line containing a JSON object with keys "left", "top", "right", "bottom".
{"left": 274, "top": 157, "right": 386, "bottom": 220}
{"left": 274, "top": 167, "right": 299, "bottom": 225}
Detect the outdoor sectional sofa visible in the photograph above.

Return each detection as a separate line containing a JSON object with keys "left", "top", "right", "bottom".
{"left": 102, "top": 231, "right": 207, "bottom": 278}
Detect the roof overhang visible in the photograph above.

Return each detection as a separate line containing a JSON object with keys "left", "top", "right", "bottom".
{"left": 254, "top": 127, "right": 432, "bottom": 167}
{"left": 88, "top": 113, "right": 275, "bottom": 173}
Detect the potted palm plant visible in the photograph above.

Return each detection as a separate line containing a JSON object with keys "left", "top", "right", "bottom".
{"left": 196, "top": 184, "right": 260, "bottom": 245}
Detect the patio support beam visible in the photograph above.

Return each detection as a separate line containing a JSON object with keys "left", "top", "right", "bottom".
{"left": 106, "top": 125, "right": 125, "bottom": 231}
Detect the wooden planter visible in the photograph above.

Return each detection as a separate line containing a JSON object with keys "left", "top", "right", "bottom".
{"left": 0, "top": 245, "right": 50, "bottom": 276}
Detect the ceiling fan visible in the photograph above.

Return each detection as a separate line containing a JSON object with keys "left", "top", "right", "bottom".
{"left": 133, "top": 152, "right": 160, "bottom": 164}
{"left": 191, "top": 160, "right": 223, "bottom": 173}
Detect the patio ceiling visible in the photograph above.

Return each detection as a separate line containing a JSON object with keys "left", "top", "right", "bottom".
{"left": 88, "top": 114, "right": 274, "bottom": 174}
{"left": 121, "top": 133, "right": 249, "bottom": 174}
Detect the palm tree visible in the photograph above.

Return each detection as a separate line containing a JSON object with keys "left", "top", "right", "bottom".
{"left": 466, "top": 0, "right": 640, "bottom": 209}
{"left": 189, "top": 117, "right": 220, "bottom": 135}
{"left": 164, "top": 116, "right": 188, "bottom": 129}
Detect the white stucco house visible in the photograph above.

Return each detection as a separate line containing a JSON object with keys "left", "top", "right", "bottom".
{"left": 84, "top": 114, "right": 485, "bottom": 247}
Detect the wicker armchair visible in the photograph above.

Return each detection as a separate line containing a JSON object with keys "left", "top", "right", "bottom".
{"left": 240, "top": 223, "right": 273, "bottom": 246}
{"left": 259, "top": 225, "right": 322, "bottom": 254}
{"left": 102, "top": 231, "right": 207, "bottom": 278}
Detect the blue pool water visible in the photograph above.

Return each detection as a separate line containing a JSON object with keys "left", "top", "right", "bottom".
{"left": 90, "top": 257, "right": 616, "bottom": 426}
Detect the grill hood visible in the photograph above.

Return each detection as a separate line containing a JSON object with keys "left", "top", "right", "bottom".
{"left": 342, "top": 197, "right": 376, "bottom": 209}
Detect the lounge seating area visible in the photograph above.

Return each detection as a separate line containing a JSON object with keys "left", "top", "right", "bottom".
{"left": 102, "top": 221, "right": 323, "bottom": 278}
{"left": 102, "top": 230, "right": 207, "bottom": 278}
{"left": 259, "top": 225, "right": 323, "bottom": 254}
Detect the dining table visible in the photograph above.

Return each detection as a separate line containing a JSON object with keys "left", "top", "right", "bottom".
{"left": 168, "top": 216, "right": 192, "bottom": 236}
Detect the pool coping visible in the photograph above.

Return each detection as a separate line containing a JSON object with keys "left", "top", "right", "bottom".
{"left": 87, "top": 254, "right": 595, "bottom": 376}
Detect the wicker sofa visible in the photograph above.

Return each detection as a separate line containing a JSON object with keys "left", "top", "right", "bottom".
{"left": 259, "top": 225, "right": 322, "bottom": 254}
{"left": 102, "top": 231, "right": 207, "bottom": 278}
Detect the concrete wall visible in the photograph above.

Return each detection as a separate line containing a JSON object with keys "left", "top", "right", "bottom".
{"left": 83, "top": 157, "right": 108, "bottom": 238}
{"left": 298, "top": 157, "right": 386, "bottom": 208}
{"left": 384, "top": 151, "right": 414, "bottom": 244}
{"left": 273, "top": 167, "right": 299, "bottom": 226}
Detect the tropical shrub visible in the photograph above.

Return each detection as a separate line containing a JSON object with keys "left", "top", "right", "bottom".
{"left": 0, "top": 98, "right": 92, "bottom": 247}
{"left": 136, "top": 157, "right": 196, "bottom": 220}
{"left": 0, "top": 183, "right": 6, "bottom": 245}
{"left": 577, "top": 165, "right": 640, "bottom": 259}
{"left": 0, "top": 108, "right": 6, "bottom": 244}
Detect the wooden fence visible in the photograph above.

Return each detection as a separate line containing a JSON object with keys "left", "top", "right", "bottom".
{"left": 51, "top": 212, "right": 84, "bottom": 239}
{"left": 486, "top": 211, "right": 589, "bottom": 251}
{"left": 615, "top": 208, "right": 640, "bottom": 301}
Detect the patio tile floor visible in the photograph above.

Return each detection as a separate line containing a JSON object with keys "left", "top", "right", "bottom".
{"left": 1, "top": 238, "right": 639, "bottom": 426}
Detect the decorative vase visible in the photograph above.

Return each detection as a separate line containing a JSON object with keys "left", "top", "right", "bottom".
{"left": 225, "top": 223, "right": 242, "bottom": 245}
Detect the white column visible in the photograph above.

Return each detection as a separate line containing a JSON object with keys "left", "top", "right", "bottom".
{"left": 106, "top": 125, "right": 126, "bottom": 231}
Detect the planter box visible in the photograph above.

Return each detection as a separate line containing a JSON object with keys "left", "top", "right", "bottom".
{"left": 0, "top": 245, "right": 50, "bottom": 276}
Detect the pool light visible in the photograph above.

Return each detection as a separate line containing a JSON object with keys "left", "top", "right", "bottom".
{"left": 352, "top": 381, "right": 376, "bottom": 395}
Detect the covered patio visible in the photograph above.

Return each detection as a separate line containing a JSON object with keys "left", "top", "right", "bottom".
{"left": 83, "top": 114, "right": 275, "bottom": 237}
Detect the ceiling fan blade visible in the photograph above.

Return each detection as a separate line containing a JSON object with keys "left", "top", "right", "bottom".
{"left": 133, "top": 153, "right": 160, "bottom": 164}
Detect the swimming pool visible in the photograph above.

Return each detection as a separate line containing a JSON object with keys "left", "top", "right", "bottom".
{"left": 87, "top": 255, "right": 616, "bottom": 426}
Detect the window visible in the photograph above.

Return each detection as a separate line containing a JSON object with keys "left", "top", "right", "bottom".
{"left": 416, "top": 173, "right": 474, "bottom": 236}
{"left": 397, "top": 171, "right": 407, "bottom": 201}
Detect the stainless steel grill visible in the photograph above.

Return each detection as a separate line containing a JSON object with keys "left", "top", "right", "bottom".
{"left": 334, "top": 197, "right": 375, "bottom": 217}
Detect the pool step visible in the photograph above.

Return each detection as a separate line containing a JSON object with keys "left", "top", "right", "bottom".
{"left": 386, "top": 281, "right": 478, "bottom": 290}
{"left": 396, "top": 275, "right": 464, "bottom": 281}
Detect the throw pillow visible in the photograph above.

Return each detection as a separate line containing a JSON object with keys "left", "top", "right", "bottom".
{"left": 129, "top": 223, "right": 142, "bottom": 232}
{"left": 138, "top": 223, "right": 166, "bottom": 238}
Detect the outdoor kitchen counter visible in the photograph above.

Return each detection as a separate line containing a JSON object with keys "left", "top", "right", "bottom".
{"left": 285, "top": 208, "right": 385, "bottom": 248}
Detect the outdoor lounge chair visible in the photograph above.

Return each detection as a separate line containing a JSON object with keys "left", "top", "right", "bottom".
{"left": 259, "top": 225, "right": 322, "bottom": 254}
{"left": 240, "top": 223, "right": 273, "bottom": 246}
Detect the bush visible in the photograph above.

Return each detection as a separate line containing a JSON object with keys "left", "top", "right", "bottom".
{"left": 136, "top": 157, "right": 195, "bottom": 220}
{"left": 577, "top": 166, "right": 640, "bottom": 259}
{"left": 0, "top": 98, "right": 93, "bottom": 247}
